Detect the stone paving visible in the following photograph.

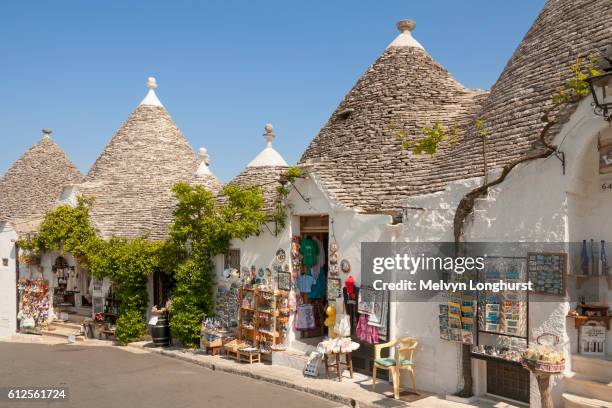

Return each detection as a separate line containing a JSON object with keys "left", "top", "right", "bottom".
{"left": 1, "top": 334, "right": 520, "bottom": 407}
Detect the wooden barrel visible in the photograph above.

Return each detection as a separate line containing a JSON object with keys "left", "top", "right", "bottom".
{"left": 151, "top": 314, "right": 170, "bottom": 347}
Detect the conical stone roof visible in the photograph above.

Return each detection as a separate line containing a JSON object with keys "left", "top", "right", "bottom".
{"left": 79, "top": 77, "right": 202, "bottom": 240}
{"left": 476, "top": 0, "right": 612, "bottom": 168}
{"left": 0, "top": 130, "right": 83, "bottom": 234}
{"left": 230, "top": 124, "right": 288, "bottom": 214}
{"left": 300, "top": 20, "right": 487, "bottom": 214}
{"left": 193, "top": 147, "right": 224, "bottom": 194}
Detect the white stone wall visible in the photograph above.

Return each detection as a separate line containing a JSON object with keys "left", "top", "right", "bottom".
{"left": 400, "top": 99, "right": 612, "bottom": 406}
{"left": 0, "top": 222, "right": 17, "bottom": 338}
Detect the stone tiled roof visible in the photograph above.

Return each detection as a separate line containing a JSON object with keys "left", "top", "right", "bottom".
{"left": 300, "top": 1, "right": 612, "bottom": 215}
{"left": 229, "top": 166, "right": 288, "bottom": 215}
{"left": 79, "top": 103, "right": 201, "bottom": 240}
{"left": 475, "top": 0, "right": 612, "bottom": 168}
{"left": 0, "top": 135, "right": 83, "bottom": 235}
{"left": 300, "top": 43, "right": 487, "bottom": 214}
{"left": 193, "top": 172, "right": 224, "bottom": 195}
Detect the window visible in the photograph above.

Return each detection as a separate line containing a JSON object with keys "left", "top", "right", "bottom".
{"left": 224, "top": 249, "right": 241, "bottom": 270}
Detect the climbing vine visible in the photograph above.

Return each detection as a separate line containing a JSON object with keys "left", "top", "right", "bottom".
{"left": 88, "top": 238, "right": 161, "bottom": 345}
{"left": 17, "top": 196, "right": 100, "bottom": 264}
{"left": 166, "top": 183, "right": 265, "bottom": 347}
{"left": 271, "top": 166, "right": 303, "bottom": 235}
{"left": 394, "top": 55, "right": 601, "bottom": 398}
{"left": 391, "top": 122, "right": 459, "bottom": 156}
{"left": 17, "top": 196, "right": 160, "bottom": 345}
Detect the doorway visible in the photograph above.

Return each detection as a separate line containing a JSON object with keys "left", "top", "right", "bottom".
{"left": 297, "top": 215, "right": 329, "bottom": 339}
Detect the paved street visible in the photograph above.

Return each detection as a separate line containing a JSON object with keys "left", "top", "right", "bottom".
{"left": 0, "top": 343, "right": 338, "bottom": 408}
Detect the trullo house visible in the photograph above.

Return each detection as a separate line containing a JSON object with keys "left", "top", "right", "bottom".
{"left": 0, "top": 130, "right": 83, "bottom": 337}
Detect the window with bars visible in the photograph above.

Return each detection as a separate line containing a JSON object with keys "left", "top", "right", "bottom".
{"left": 224, "top": 249, "right": 241, "bottom": 270}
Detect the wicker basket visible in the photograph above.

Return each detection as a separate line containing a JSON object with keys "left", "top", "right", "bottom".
{"left": 522, "top": 333, "right": 565, "bottom": 374}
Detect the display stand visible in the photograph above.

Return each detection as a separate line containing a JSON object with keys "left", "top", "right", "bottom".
{"left": 237, "top": 287, "right": 289, "bottom": 350}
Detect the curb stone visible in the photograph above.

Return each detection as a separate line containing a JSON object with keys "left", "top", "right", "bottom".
{"left": 127, "top": 343, "right": 374, "bottom": 408}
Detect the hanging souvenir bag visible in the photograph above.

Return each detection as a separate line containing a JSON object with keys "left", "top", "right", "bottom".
{"left": 295, "top": 304, "right": 316, "bottom": 330}
{"left": 334, "top": 314, "right": 351, "bottom": 337}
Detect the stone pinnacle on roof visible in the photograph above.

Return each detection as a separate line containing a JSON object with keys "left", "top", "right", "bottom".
{"left": 139, "top": 76, "right": 163, "bottom": 107}
{"left": 387, "top": 19, "right": 424, "bottom": 50}
{"left": 246, "top": 123, "right": 289, "bottom": 167}
{"left": 194, "top": 146, "right": 224, "bottom": 193}
{"left": 42, "top": 129, "right": 52, "bottom": 139}
{"left": 300, "top": 18, "right": 486, "bottom": 214}
{"left": 196, "top": 147, "right": 213, "bottom": 176}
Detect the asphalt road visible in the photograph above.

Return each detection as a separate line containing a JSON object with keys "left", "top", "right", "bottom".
{"left": 0, "top": 343, "right": 338, "bottom": 408}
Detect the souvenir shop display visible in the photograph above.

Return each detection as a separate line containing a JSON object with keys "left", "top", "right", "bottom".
{"left": 275, "top": 248, "right": 286, "bottom": 264}
{"left": 568, "top": 303, "right": 611, "bottom": 332}
{"left": 471, "top": 337, "right": 526, "bottom": 363}
{"left": 477, "top": 257, "right": 528, "bottom": 338}
{"left": 53, "top": 257, "right": 77, "bottom": 317}
{"left": 354, "top": 285, "right": 389, "bottom": 344}
{"left": 201, "top": 317, "right": 234, "bottom": 354}
{"left": 291, "top": 236, "right": 302, "bottom": 279}
{"left": 527, "top": 252, "right": 567, "bottom": 295}
{"left": 214, "top": 284, "right": 239, "bottom": 331}
{"left": 327, "top": 278, "right": 341, "bottom": 300}
{"left": 295, "top": 303, "right": 316, "bottom": 331}
{"left": 304, "top": 351, "right": 323, "bottom": 377}
{"left": 296, "top": 271, "right": 315, "bottom": 295}
{"left": 317, "top": 337, "right": 358, "bottom": 381}
{"left": 276, "top": 271, "right": 292, "bottom": 291}
{"left": 521, "top": 333, "right": 565, "bottom": 408}
{"left": 329, "top": 241, "right": 339, "bottom": 276}
{"left": 340, "top": 259, "right": 351, "bottom": 273}
{"left": 237, "top": 286, "right": 289, "bottom": 350}
{"left": 300, "top": 236, "right": 319, "bottom": 272}
{"left": 103, "top": 285, "right": 120, "bottom": 324}
{"left": 578, "top": 239, "right": 610, "bottom": 276}
{"left": 308, "top": 265, "right": 327, "bottom": 300}
{"left": 580, "top": 321, "right": 606, "bottom": 355}
{"left": 17, "top": 278, "right": 50, "bottom": 334}
{"left": 342, "top": 276, "right": 359, "bottom": 335}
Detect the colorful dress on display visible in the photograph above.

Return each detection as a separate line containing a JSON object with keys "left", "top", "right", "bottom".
{"left": 356, "top": 314, "right": 379, "bottom": 344}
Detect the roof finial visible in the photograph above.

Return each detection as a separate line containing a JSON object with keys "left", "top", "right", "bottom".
{"left": 199, "top": 147, "right": 210, "bottom": 166}
{"left": 147, "top": 77, "right": 158, "bottom": 90}
{"left": 387, "top": 19, "right": 423, "bottom": 50}
{"left": 140, "top": 76, "right": 163, "bottom": 107}
{"left": 263, "top": 123, "right": 275, "bottom": 147}
{"left": 42, "top": 129, "right": 52, "bottom": 139}
{"left": 396, "top": 20, "right": 416, "bottom": 33}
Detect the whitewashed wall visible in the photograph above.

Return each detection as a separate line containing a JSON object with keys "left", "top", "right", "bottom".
{"left": 225, "top": 174, "right": 395, "bottom": 348}
{"left": 0, "top": 222, "right": 17, "bottom": 337}
{"left": 400, "top": 99, "right": 611, "bottom": 406}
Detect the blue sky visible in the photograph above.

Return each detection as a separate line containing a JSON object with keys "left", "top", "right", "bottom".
{"left": 0, "top": 1, "right": 546, "bottom": 182}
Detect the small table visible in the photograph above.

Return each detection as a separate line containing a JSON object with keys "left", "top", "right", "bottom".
{"left": 206, "top": 345, "right": 222, "bottom": 356}
{"left": 324, "top": 352, "right": 354, "bottom": 382}
{"left": 237, "top": 349, "right": 261, "bottom": 364}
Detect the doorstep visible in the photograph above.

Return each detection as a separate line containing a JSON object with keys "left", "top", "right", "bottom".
{"left": 127, "top": 341, "right": 481, "bottom": 408}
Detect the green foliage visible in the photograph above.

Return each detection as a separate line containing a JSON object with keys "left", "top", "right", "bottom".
{"left": 18, "top": 195, "right": 160, "bottom": 345}
{"left": 553, "top": 56, "right": 601, "bottom": 104}
{"left": 115, "top": 309, "right": 147, "bottom": 346}
{"left": 17, "top": 196, "right": 100, "bottom": 263}
{"left": 271, "top": 166, "right": 303, "bottom": 235}
{"left": 90, "top": 238, "right": 161, "bottom": 344}
{"left": 474, "top": 118, "right": 488, "bottom": 139}
{"left": 167, "top": 183, "right": 265, "bottom": 347}
{"left": 168, "top": 258, "right": 211, "bottom": 347}
{"left": 394, "top": 122, "right": 459, "bottom": 156}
